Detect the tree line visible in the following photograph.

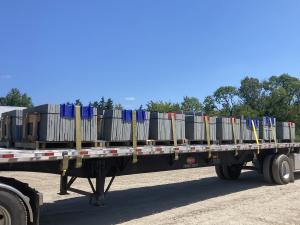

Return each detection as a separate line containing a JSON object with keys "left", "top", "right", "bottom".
{"left": 1, "top": 74, "right": 299, "bottom": 135}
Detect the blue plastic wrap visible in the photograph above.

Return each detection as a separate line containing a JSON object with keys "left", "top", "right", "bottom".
{"left": 60, "top": 104, "right": 75, "bottom": 119}
{"left": 136, "top": 110, "right": 146, "bottom": 123}
{"left": 122, "top": 110, "right": 147, "bottom": 123}
{"left": 81, "top": 106, "right": 94, "bottom": 119}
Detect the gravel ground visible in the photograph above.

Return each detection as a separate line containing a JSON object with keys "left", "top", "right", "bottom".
{"left": 1, "top": 168, "right": 300, "bottom": 225}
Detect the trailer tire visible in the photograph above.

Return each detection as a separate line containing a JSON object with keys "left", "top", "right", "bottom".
{"left": 272, "top": 154, "right": 292, "bottom": 185}
{"left": 215, "top": 165, "right": 226, "bottom": 180}
{"left": 222, "top": 164, "right": 242, "bottom": 180}
{"left": 263, "top": 154, "right": 275, "bottom": 184}
{"left": 0, "top": 190, "right": 27, "bottom": 225}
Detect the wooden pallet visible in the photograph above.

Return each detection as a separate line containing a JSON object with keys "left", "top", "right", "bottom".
{"left": 187, "top": 140, "right": 218, "bottom": 145}
{"left": 277, "top": 139, "right": 293, "bottom": 143}
{"left": 14, "top": 140, "right": 105, "bottom": 150}
{"left": 241, "top": 140, "right": 260, "bottom": 144}
{"left": 104, "top": 140, "right": 155, "bottom": 147}
{"left": 148, "top": 139, "right": 188, "bottom": 146}
{"left": 257, "top": 139, "right": 278, "bottom": 144}
{"left": 218, "top": 140, "right": 243, "bottom": 145}
{"left": 0, "top": 140, "right": 11, "bottom": 148}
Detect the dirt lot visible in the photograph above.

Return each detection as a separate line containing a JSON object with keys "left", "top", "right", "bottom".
{"left": 1, "top": 168, "right": 300, "bottom": 225}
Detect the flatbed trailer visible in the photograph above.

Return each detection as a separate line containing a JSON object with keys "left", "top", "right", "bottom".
{"left": 0, "top": 142, "right": 300, "bottom": 225}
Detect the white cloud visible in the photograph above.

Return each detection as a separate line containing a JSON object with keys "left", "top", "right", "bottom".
{"left": 0, "top": 74, "right": 12, "bottom": 79}
{"left": 125, "top": 97, "right": 136, "bottom": 101}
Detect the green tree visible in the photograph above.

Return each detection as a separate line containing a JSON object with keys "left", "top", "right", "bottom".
{"left": 105, "top": 98, "right": 114, "bottom": 110}
{"left": 0, "top": 97, "right": 6, "bottom": 105}
{"left": 0, "top": 88, "right": 33, "bottom": 107}
{"left": 213, "top": 86, "right": 239, "bottom": 116}
{"left": 264, "top": 86, "right": 291, "bottom": 121}
{"left": 234, "top": 104, "right": 258, "bottom": 118}
{"left": 263, "top": 74, "right": 300, "bottom": 105}
{"left": 138, "top": 105, "right": 144, "bottom": 110}
{"left": 146, "top": 101, "right": 181, "bottom": 112}
{"left": 98, "top": 97, "right": 106, "bottom": 110}
{"left": 91, "top": 101, "right": 99, "bottom": 108}
{"left": 75, "top": 99, "right": 82, "bottom": 106}
{"left": 114, "top": 103, "right": 123, "bottom": 110}
{"left": 203, "top": 96, "right": 217, "bottom": 116}
{"left": 239, "top": 76, "right": 262, "bottom": 111}
{"left": 181, "top": 96, "right": 202, "bottom": 112}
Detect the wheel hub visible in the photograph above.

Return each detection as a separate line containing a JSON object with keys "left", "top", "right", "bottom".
{"left": 281, "top": 161, "right": 290, "bottom": 180}
{"left": 0, "top": 206, "right": 11, "bottom": 225}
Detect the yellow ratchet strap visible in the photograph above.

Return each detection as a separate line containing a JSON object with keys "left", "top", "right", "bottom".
{"left": 231, "top": 118, "right": 238, "bottom": 156}
{"left": 132, "top": 111, "right": 138, "bottom": 164}
{"left": 231, "top": 118, "right": 237, "bottom": 145}
{"left": 75, "top": 105, "right": 83, "bottom": 168}
{"left": 171, "top": 113, "right": 178, "bottom": 160}
{"left": 204, "top": 116, "right": 212, "bottom": 158}
{"left": 288, "top": 122, "right": 293, "bottom": 142}
{"left": 252, "top": 120, "right": 260, "bottom": 155}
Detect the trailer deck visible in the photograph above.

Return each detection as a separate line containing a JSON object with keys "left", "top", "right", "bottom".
{"left": 1, "top": 142, "right": 300, "bottom": 225}
{"left": 0, "top": 142, "right": 299, "bottom": 164}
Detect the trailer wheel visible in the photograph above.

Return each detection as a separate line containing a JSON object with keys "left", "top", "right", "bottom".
{"left": 263, "top": 154, "right": 275, "bottom": 184}
{"left": 272, "top": 154, "right": 292, "bottom": 185}
{"left": 222, "top": 164, "right": 242, "bottom": 180}
{"left": 215, "top": 165, "right": 226, "bottom": 180}
{"left": 0, "top": 190, "right": 27, "bottom": 225}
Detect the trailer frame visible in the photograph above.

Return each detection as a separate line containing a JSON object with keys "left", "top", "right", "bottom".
{"left": 0, "top": 142, "right": 300, "bottom": 225}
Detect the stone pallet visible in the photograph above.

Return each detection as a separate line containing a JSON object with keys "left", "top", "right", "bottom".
{"left": 0, "top": 141, "right": 11, "bottom": 148}
{"left": 187, "top": 140, "right": 218, "bottom": 145}
{"left": 216, "top": 117, "right": 241, "bottom": 143}
{"left": 0, "top": 109, "right": 23, "bottom": 144}
{"left": 98, "top": 110, "right": 150, "bottom": 142}
{"left": 14, "top": 140, "right": 104, "bottom": 150}
{"left": 185, "top": 114, "right": 217, "bottom": 142}
{"left": 149, "top": 112, "right": 185, "bottom": 141}
{"left": 276, "top": 122, "right": 295, "bottom": 142}
{"left": 259, "top": 116, "right": 276, "bottom": 141}
{"left": 241, "top": 119, "right": 260, "bottom": 142}
{"left": 104, "top": 140, "right": 155, "bottom": 147}
{"left": 22, "top": 104, "right": 97, "bottom": 142}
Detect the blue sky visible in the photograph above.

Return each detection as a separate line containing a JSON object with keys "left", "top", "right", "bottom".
{"left": 0, "top": 0, "right": 299, "bottom": 108}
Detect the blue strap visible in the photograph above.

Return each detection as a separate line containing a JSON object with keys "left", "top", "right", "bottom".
{"left": 122, "top": 110, "right": 132, "bottom": 123}
{"left": 246, "top": 119, "right": 252, "bottom": 128}
{"left": 81, "top": 106, "right": 94, "bottom": 119}
{"left": 60, "top": 104, "right": 75, "bottom": 118}
{"left": 264, "top": 116, "right": 276, "bottom": 126}
{"left": 122, "top": 110, "right": 147, "bottom": 123}
{"left": 254, "top": 119, "right": 259, "bottom": 128}
{"left": 136, "top": 110, "right": 146, "bottom": 122}
{"left": 271, "top": 117, "right": 276, "bottom": 126}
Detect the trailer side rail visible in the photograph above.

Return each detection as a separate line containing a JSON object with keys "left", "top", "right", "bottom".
{"left": 0, "top": 143, "right": 299, "bottom": 164}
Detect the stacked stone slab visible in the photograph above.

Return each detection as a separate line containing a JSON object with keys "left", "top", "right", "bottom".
{"left": 22, "top": 104, "right": 97, "bottom": 142}
{"left": 98, "top": 110, "right": 150, "bottom": 142}
{"left": 241, "top": 119, "right": 260, "bottom": 142}
{"left": 80, "top": 106, "right": 97, "bottom": 141}
{"left": 149, "top": 112, "right": 185, "bottom": 141}
{"left": 259, "top": 116, "right": 276, "bottom": 141}
{"left": 185, "top": 114, "right": 217, "bottom": 142}
{"left": 216, "top": 117, "right": 241, "bottom": 143}
{"left": 0, "top": 109, "right": 23, "bottom": 144}
{"left": 276, "top": 122, "right": 295, "bottom": 142}
{"left": 97, "top": 110, "right": 105, "bottom": 140}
